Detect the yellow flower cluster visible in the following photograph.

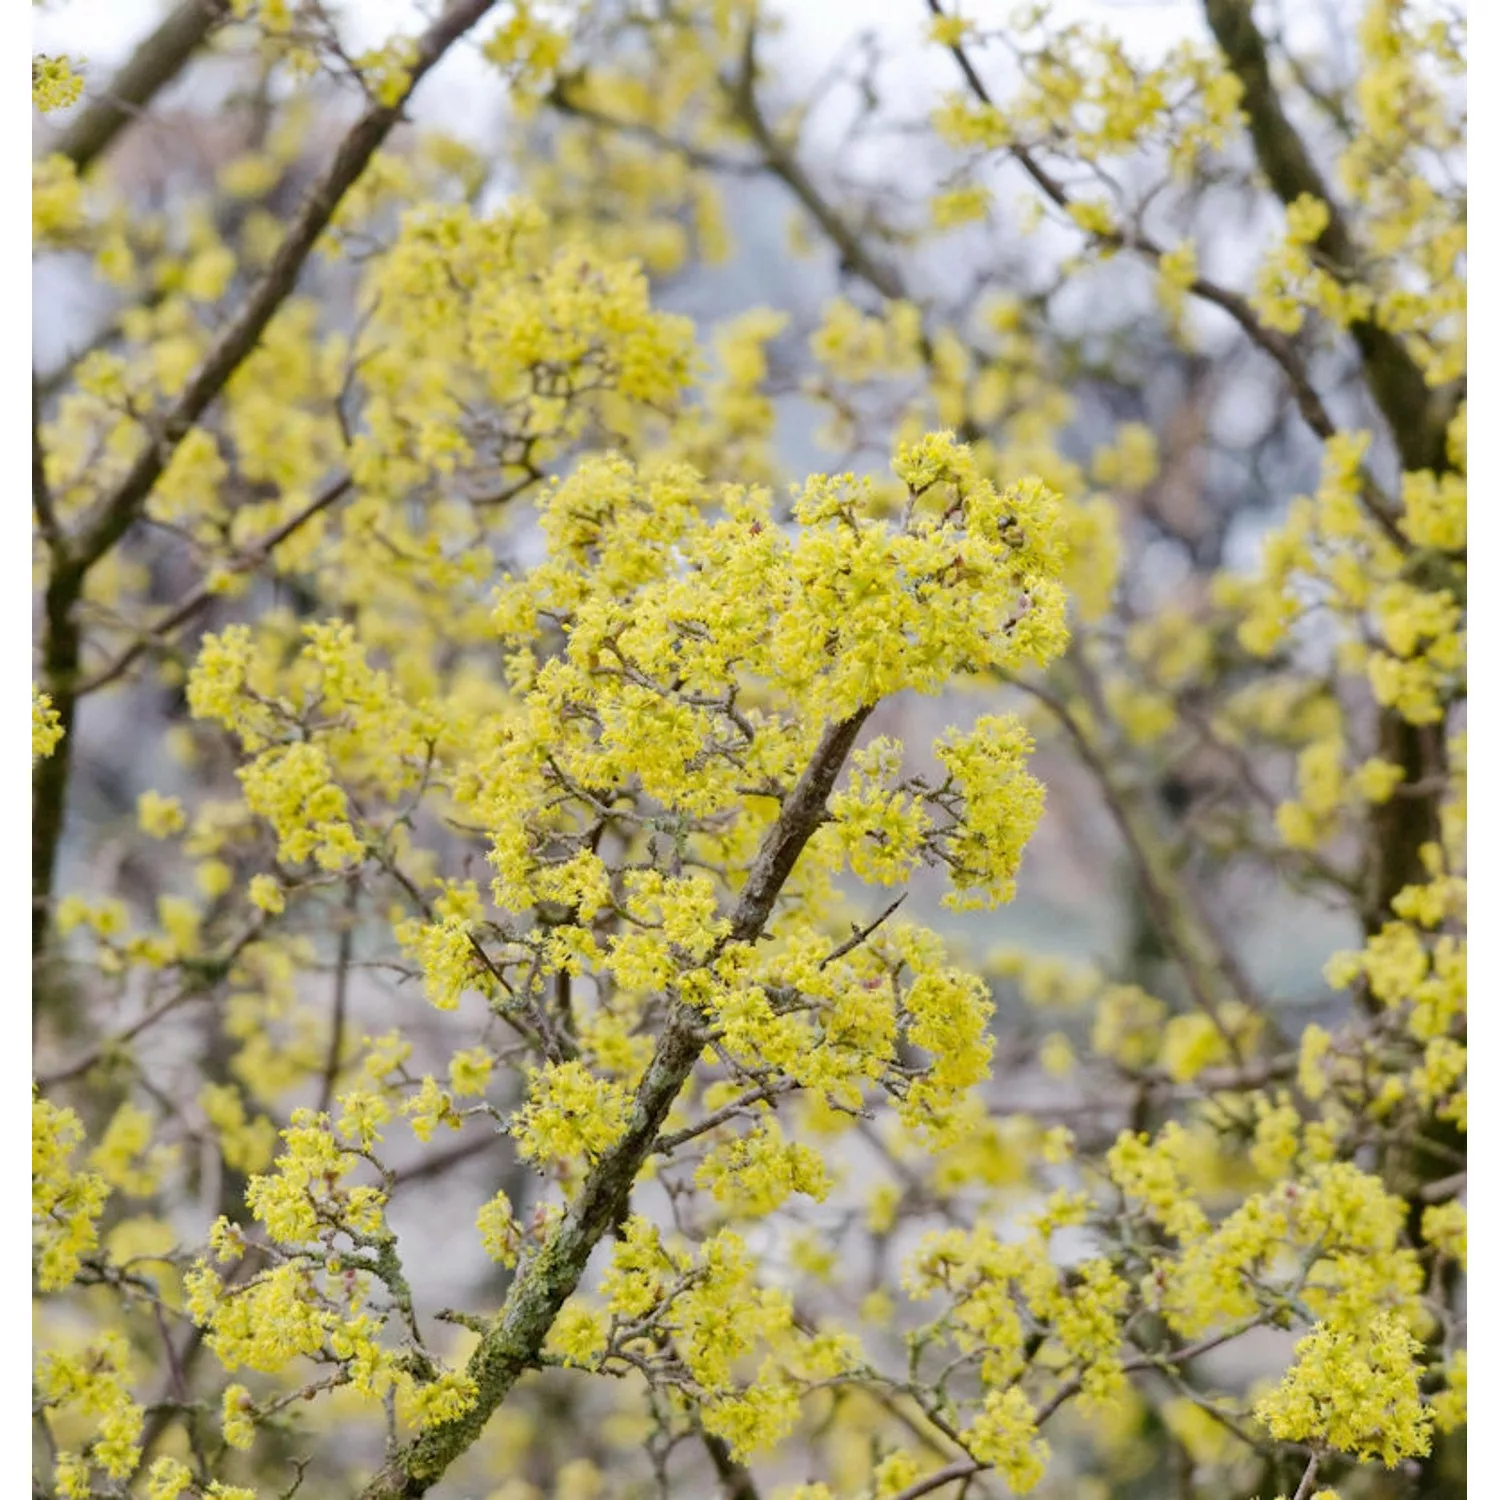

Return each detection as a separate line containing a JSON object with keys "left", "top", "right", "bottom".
{"left": 931, "top": 716, "right": 1048, "bottom": 909}
{"left": 32, "top": 1096, "right": 109, "bottom": 1291}
{"left": 966, "top": 1386, "right": 1050, "bottom": 1494}
{"left": 351, "top": 202, "right": 696, "bottom": 499}
{"left": 481, "top": 2, "right": 570, "bottom": 109}
{"left": 476, "top": 432, "right": 1068, "bottom": 973}
{"left": 36, "top": 1332, "right": 145, "bottom": 1491}
{"left": 33, "top": 55, "right": 84, "bottom": 113}
{"left": 933, "top": 19, "right": 1241, "bottom": 172}
{"left": 243, "top": 1107, "right": 385, "bottom": 1244}
{"left": 477, "top": 1188, "right": 523, "bottom": 1266}
{"left": 810, "top": 298, "right": 924, "bottom": 384}
{"left": 353, "top": 36, "right": 419, "bottom": 107}
{"left": 1320, "top": 897, "right": 1466, "bottom": 1134}
{"left": 513, "top": 1060, "right": 633, "bottom": 1166}
{"left": 1254, "top": 194, "right": 1375, "bottom": 333}
{"left": 32, "top": 686, "right": 64, "bottom": 763}
{"left": 902, "top": 1219, "right": 1129, "bottom": 1472}
{"left": 1217, "top": 428, "right": 1463, "bottom": 743}
{"left": 1256, "top": 1315, "right": 1432, "bottom": 1465}
{"left": 592, "top": 1224, "right": 861, "bottom": 1460}
{"left": 696, "top": 1117, "right": 831, "bottom": 1217}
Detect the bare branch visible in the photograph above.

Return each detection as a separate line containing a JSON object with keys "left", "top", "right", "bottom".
{"left": 1201, "top": 0, "right": 1452, "bottom": 476}
{"left": 74, "top": 473, "right": 353, "bottom": 697}
{"left": 33, "top": 378, "right": 65, "bottom": 558}
{"left": 391, "top": 1134, "right": 495, "bottom": 1188}
{"left": 722, "top": 22, "right": 904, "bottom": 302}
{"left": 33, "top": 0, "right": 500, "bottom": 969}
{"left": 51, "top": 0, "right": 233, "bottom": 173}
{"left": 885, "top": 1461, "right": 984, "bottom": 1500}
{"left": 69, "top": 0, "right": 498, "bottom": 582}
{"left": 1419, "top": 1170, "right": 1466, "bottom": 1204}
{"left": 37, "top": 990, "right": 197, "bottom": 1089}
{"left": 548, "top": 83, "right": 761, "bottom": 177}
{"left": 1006, "top": 667, "right": 1272, "bottom": 1052}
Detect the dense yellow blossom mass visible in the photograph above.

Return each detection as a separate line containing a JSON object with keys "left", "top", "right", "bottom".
{"left": 32, "top": 0, "right": 1463, "bottom": 1497}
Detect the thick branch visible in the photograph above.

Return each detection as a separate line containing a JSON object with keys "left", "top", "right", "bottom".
{"left": 1186, "top": 4, "right": 1454, "bottom": 943}
{"left": 359, "top": 709, "right": 871, "bottom": 1498}
{"left": 33, "top": 379, "right": 65, "bottom": 557}
{"left": 1201, "top": 0, "right": 1450, "bottom": 474}
{"left": 32, "top": 0, "right": 498, "bottom": 965}
{"left": 316, "top": 878, "right": 360, "bottom": 1114}
{"left": 70, "top": 0, "right": 495, "bottom": 581}
{"left": 925, "top": 0, "right": 1410, "bottom": 544}
{"left": 1195, "top": 3, "right": 1453, "bottom": 929}
{"left": 52, "top": 0, "right": 232, "bottom": 173}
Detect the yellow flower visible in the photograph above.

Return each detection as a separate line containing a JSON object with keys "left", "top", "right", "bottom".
{"left": 1068, "top": 199, "right": 1116, "bottom": 236}
{"left": 477, "top": 1190, "right": 523, "bottom": 1267}
{"left": 965, "top": 1386, "right": 1049, "bottom": 1493}
{"left": 34, "top": 55, "right": 84, "bottom": 113}
{"left": 1256, "top": 1315, "right": 1432, "bottom": 1466}
{"left": 222, "top": 1384, "right": 256, "bottom": 1450}
{"left": 931, "top": 185, "right": 991, "bottom": 229}
{"left": 512, "top": 1061, "right": 631, "bottom": 1165}
{"left": 33, "top": 687, "right": 64, "bottom": 764}
{"left": 926, "top": 14, "right": 974, "bottom": 47}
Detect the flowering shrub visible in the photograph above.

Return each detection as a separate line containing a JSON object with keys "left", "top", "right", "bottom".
{"left": 33, "top": 2, "right": 1463, "bottom": 1498}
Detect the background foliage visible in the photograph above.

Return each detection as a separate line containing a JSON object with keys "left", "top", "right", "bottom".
{"left": 32, "top": 2, "right": 1465, "bottom": 1498}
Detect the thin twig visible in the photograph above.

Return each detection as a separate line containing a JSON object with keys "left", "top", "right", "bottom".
{"left": 391, "top": 1133, "right": 495, "bottom": 1188}
{"left": 75, "top": 473, "right": 353, "bottom": 696}
{"left": 885, "top": 1460, "right": 983, "bottom": 1500}
{"left": 38, "top": 990, "right": 197, "bottom": 1088}
{"left": 653, "top": 1080, "right": 799, "bottom": 1156}
{"left": 927, "top": 0, "right": 1410, "bottom": 543}
{"left": 819, "top": 895, "right": 907, "bottom": 970}
{"left": 548, "top": 85, "right": 761, "bottom": 177}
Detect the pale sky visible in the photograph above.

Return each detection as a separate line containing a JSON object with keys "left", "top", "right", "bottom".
{"left": 33, "top": 0, "right": 1212, "bottom": 147}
